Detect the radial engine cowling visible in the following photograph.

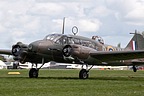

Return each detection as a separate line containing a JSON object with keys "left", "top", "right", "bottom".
{"left": 12, "top": 42, "right": 28, "bottom": 56}
{"left": 62, "top": 44, "right": 95, "bottom": 60}
{"left": 12, "top": 42, "right": 28, "bottom": 63}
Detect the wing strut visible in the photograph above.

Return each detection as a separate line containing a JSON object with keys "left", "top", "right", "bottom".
{"left": 79, "top": 63, "right": 94, "bottom": 79}
{"left": 38, "top": 58, "right": 45, "bottom": 69}
{"left": 29, "top": 58, "right": 45, "bottom": 78}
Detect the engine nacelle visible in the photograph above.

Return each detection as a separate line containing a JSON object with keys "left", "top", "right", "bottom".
{"left": 12, "top": 42, "right": 28, "bottom": 63}
{"left": 62, "top": 44, "right": 96, "bottom": 61}
{"left": 12, "top": 42, "right": 28, "bottom": 56}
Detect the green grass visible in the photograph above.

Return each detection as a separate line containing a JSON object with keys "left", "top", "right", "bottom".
{"left": 0, "top": 69, "right": 144, "bottom": 96}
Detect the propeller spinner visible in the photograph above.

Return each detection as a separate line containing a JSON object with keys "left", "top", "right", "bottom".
{"left": 12, "top": 44, "right": 21, "bottom": 56}
{"left": 62, "top": 45, "right": 72, "bottom": 57}
{"left": 12, "top": 42, "right": 28, "bottom": 63}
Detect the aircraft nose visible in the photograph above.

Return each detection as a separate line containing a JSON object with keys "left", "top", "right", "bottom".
{"left": 28, "top": 40, "right": 53, "bottom": 53}
{"left": 28, "top": 40, "right": 41, "bottom": 52}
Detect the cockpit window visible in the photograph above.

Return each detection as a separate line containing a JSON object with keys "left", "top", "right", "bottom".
{"left": 44, "top": 34, "right": 62, "bottom": 42}
{"left": 67, "top": 37, "right": 74, "bottom": 44}
{"left": 44, "top": 34, "right": 96, "bottom": 49}
{"left": 62, "top": 37, "right": 67, "bottom": 45}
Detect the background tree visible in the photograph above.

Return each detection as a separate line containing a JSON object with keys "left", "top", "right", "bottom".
{"left": 0, "top": 55, "right": 6, "bottom": 62}
{"left": 142, "top": 31, "right": 144, "bottom": 37}
{"left": 117, "top": 43, "right": 121, "bottom": 48}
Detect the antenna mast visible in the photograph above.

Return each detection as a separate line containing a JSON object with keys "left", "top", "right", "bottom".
{"left": 62, "top": 17, "right": 65, "bottom": 34}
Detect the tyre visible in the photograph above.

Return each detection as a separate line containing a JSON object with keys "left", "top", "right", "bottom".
{"left": 29, "top": 68, "right": 38, "bottom": 78}
{"left": 79, "top": 69, "right": 89, "bottom": 79}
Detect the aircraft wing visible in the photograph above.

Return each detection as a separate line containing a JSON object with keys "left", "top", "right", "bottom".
{"left": 0, "top": 49, "right": 12, "bottom": 55}
{"left": 95, "top": 61, "right": 144, "bottom": 66}
{"left": 90, "top": 50, "right": 144, "bottom": 62}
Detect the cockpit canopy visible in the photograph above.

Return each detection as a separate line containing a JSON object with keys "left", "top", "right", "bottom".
{"left": 44, "top": 34, "right": 99, "bottom": 49}
{"left": 44, "top": 34, "right": 62, "bottom": 42}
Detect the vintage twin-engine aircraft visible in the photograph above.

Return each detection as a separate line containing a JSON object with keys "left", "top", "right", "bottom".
{"left": 1, "top": 32, "right": 144, "bottom": 79}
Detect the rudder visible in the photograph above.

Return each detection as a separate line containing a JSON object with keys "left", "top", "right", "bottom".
{"left": 125, "top": 32, "right": 144, "bottom": 50}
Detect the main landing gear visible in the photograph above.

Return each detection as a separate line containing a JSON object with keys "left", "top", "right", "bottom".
{"left": 79, "top": 64, "right": 94, "bottom": 79}
{"left": 29, "top": 58, "right": 45, "bottom": 78}
{"left": 29, "top": 68, "right": 39, "bottom": 78}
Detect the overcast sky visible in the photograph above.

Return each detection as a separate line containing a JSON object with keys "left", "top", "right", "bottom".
{"left": 0, "top": 0, "right": 144, "bottom": 49}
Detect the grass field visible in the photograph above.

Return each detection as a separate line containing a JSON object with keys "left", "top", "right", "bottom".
{"left": 0, "top": 69, "right": 144, "bottom": 96}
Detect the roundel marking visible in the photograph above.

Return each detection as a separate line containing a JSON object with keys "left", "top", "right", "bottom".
{"left": 107, "top": 46, "right": 114, "bottom": 51}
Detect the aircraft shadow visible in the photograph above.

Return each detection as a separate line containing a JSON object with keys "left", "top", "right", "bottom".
{"left": 38, "top": 76, "right": 144, "bottom": 81}
{"left": 1, "top": 76, "right": 143, "bottom": 81}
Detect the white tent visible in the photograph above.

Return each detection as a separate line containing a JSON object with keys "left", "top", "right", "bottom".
{"left": 0, "top": 60, "right": 7, "bottom": 69}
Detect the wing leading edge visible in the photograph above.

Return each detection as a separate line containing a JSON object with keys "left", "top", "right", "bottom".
{"left": 0, "top": 49, "right": 12, "bottom": 55}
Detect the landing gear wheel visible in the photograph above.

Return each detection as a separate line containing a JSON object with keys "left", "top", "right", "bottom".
{"left": 79, "top": 69, "right": 89, "bottom": 79}
{"left": 29, "top": 68, "right": 39, "bottom": 78}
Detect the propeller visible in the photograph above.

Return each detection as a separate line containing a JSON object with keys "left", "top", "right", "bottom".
{"left": 12, "top": 43, "right": 22, "bottom": 56}
{"left": 12, "top": 42, "right": 28, "bottom": 63}
{"left": 62, "top": 45, "right": 72, "bottom": 57}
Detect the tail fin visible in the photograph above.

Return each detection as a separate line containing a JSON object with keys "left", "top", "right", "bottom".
{"left": 125, "top": 32, "right": 144, "bottom": 50}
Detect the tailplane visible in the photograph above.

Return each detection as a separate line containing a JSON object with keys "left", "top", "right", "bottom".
{"left": 125, "top": 32, "right": 144, "bottom": 50}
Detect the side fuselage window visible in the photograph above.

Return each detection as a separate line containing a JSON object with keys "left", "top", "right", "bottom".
{"left": 73, "top": 38, "right": 80, "bottom": 44}
{"left": 62, "top": 37, "right": 68, "bottom": 45}
{"left": 67, "top": 38, "right": 74, "bottom": 44}
{"left": 89, "top": 42, "right": 96, "bottom": 49}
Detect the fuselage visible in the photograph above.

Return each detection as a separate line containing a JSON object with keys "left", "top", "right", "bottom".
{"left": 26, "top": 34, "right": 126, "bottom": 64}
{"left": 4, "top": 32, "right": 144, "bottom": 79}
